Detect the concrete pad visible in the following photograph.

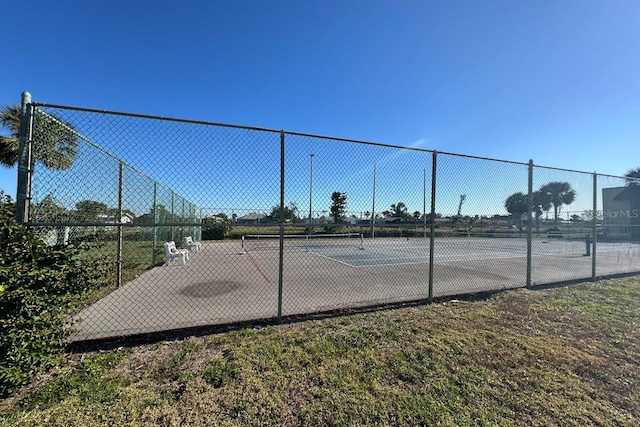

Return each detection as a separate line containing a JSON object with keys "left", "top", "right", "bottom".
{"left": 71, "top": 237, "right": 640, "bottom": 341}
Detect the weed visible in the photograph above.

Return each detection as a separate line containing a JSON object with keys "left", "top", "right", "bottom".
{"left": 200, "top": 360, "right": 237, "bottom": 388}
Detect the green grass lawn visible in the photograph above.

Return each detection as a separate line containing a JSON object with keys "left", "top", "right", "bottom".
{"left": 2, "top": 277, "right": 640, "bottom": 426}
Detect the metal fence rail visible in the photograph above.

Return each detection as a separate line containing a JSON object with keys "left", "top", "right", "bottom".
{"left": 14, "top": 92, "right": 640, "bottom": 342}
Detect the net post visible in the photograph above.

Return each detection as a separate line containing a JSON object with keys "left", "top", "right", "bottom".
{"left": 359, "top": 233, "right": 364, "bottom": 250}
{"left": 239, "top": 235, "right": 246, "bottom": 254}
{"left": 584, "top": 233, "right": 591, "bottom": 257}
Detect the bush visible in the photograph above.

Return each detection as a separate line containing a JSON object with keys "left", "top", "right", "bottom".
{"left": 0, "top": 191, "right": 112, "bottom": 398}
{"left": 202, "top": 225, "right": 230, "bottom": 240}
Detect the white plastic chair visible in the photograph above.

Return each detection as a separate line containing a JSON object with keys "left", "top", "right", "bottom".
{"left": 183, "top": 236, "right": 202, "bottom": 252}
{"left": 164, "top": 241, "right": 189, "bottom": 266}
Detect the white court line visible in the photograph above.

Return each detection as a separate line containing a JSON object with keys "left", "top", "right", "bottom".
{"left": 327, "top": 251, "right": 530, "bottom": 268}
{"left": 308, "top": 250, "right": 369, "bottom": 267}
{"left": 347, "top": 253, "right": 530, "bottom": 268}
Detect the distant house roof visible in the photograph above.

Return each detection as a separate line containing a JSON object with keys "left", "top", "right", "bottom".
{"left": 383, "top": 216, "right": 403, "bottom": 222}
{"left": 238, "top": 213, "right": 266, "bottom": 221}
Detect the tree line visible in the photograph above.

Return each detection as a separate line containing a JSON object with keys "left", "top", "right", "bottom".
{"left": 264, "top": 193, "right": 427, "bottom": 224}
{"left": 504, "top": 182, "right": 577, "bottom": 230}
{"left": 265, "top": 192, "right": 349, "bottom": 224}
{"left": 2, "top": 103, "right": 640, "bottom": 224}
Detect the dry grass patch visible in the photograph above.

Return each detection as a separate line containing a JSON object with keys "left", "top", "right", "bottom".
{"left": 1, "top": 277, "right": 640, "bottom": 426}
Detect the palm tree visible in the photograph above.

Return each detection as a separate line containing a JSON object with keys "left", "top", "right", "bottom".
{"left": 625, "top": 167, "right": 640, "bottom": 186}
{"left": 0, "top": 105, "right": 20, "bottom": 166}
{"left": 0, "top": 104, "right": 78, "bottom": 170}
{"left": 538, "top": 182, "right": 576, "bottom": 224}
{"left": 504, "top": 192, "right": 527, "bottom": 230}
{"left": 390, "top": 202, "right": 408, "bottom": 219}
{"left": 532, "top": 190, "right": 552, "bottom": 231}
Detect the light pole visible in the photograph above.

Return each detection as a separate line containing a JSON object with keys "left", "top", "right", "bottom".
{"left": 308, "top": 154, "right": 314, "bottom": 232}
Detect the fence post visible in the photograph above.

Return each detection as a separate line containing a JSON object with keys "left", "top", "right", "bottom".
{"left": 171, "top": 191, "right": 175, "bottom": 243}
{"left": 423, "top": 168, "right": 427, "bottom": 238}
{"left": 182, "top": 198, "right": 185, "bottom": 244}
{"left": 371, "top": 163, "right": 376, "bottom": 238}
{"left": 152, "top": 182, "right": 158, "bottom": 266}
{"left": 16, "top": 91, "right": 33, "bottom": 224}
{"left": 277, "top": 131, "right": 285, "bottom": 322}
{"left": 592, "top": 172, "right": 597, "bottom": 281}
{"left": 428, "top": 151, "right": 437, "bottom": 303}
{"left": 116, "top": 162, "right": 124, "bottom": 288}
{"left": 526, "top": 160, "right": 533, "bottom": 287}
{"left": 188, "top": 203, "right": 193, "bottom": 241}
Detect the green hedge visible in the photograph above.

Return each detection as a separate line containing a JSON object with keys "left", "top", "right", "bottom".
{"left": 0, "top": 192, "right": 112, "bottom": 398}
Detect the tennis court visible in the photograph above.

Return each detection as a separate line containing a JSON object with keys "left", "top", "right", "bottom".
{"left": 71, "top": 235, "right": 640, "bottom": 342}
{"left": 241, "top": 233, "right": 639, "bottom": 267}
{"left": 21, "top": 101, "right": 640, "bottom": 343}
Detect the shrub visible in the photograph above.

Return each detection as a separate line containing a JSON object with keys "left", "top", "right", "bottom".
{"left": 0, "top": 191, "right": 112, "bottom": 398}
{"left": 202, "top": 225, "right": 230, "bottom": 240}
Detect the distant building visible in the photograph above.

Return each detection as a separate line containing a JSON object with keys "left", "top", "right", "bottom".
{"left": 120, "top": 212, "right": 135, "bottom": 223}
{"left": 237, "top": 213, "right": 267, "bottom": 224}
{"left": 97, "top": 212, "right": 135, "bottom": 224}
{"left": 602, "top": 186, "right": 640, "bottom": 239}
{"left": 202, "top": 216, "right": 225, "bottom": 224}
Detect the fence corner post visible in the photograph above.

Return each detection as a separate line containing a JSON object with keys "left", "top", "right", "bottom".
{"left": 592, "top": 172, "right": 597, "bottom": 281}
{"left": 16, "top": 91, "right": 33, "bottom": 224}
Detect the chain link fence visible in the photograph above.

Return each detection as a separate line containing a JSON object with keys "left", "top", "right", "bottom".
{"left": 14, "top": 96, "right": 640, "bottom": 341}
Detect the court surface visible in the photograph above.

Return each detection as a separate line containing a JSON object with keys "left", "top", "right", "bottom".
{"left": 309, "top": 236, "right": 600, "bottom": 267}
{"left": 71, "top": 236, "right": 640, "bottom": 341}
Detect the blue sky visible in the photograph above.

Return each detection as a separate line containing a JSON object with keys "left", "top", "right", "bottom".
{"left": 1, "top": 1, "right": 639, "bottom": 218}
